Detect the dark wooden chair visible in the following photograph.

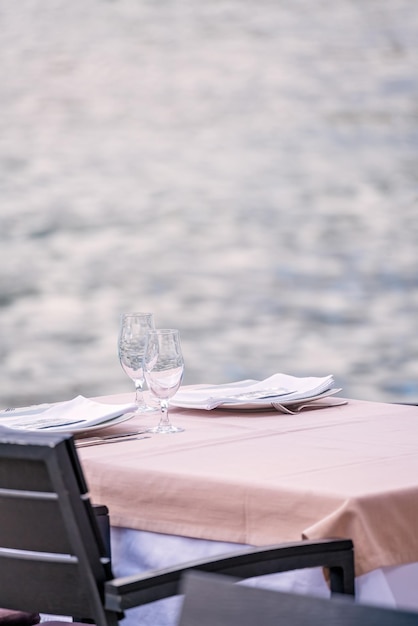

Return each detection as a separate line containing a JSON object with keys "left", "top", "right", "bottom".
{"left": 0, "top": 429, "right": 355, "bottom": 626}
{"left": 178, "top": 570, "right": 418, "bottom": 626}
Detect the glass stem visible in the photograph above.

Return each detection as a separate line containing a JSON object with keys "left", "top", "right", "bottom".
{"left": 134, "top": 381, "right": 145, "bottom": 409}
{"left": 158, "top": 399, "right": 170, "bottom": 428}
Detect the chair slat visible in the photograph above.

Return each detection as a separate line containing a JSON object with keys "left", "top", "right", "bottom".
{"left": 0, "top": 557, "right": 92, "bottom": 617}
{"left": 0, "top": 494, "right": 73, "bottom": 553}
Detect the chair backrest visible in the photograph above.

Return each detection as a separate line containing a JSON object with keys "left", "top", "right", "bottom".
{"left": 0, "top": 429, "right": 117, "bottom": 626}
{"left": 178, "top": 570, "right": 418, "bottom": 626}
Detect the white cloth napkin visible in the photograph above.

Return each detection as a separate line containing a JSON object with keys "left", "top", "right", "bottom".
{"left": 0, "top": 395, "right": 137, "bottom": 431}
{"left": 171, "top": 373, "right": 336, "bottom": 410}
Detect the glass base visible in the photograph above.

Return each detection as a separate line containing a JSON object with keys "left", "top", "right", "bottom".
{"left": 146, "top": 424, "right": 185, "bottom": 434}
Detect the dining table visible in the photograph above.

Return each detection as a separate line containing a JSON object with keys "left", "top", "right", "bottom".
{"left": 75, "top": 390, "right": 418, "bottom": 626}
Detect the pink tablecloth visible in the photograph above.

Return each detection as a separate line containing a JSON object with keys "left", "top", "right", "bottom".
{"left": 79, "top": 393, "right": 418, "bottom": 577}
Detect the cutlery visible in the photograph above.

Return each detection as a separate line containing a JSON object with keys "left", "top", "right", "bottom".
{"left": 272, "top": 400, "right": 348, "bottom": 415}
{"left": 205, "top": 387, "right": 295, "bottom": 409}
{"left": 9, "top": 418, "right": 85, "bottom": 430}
{"left": 75, "top": 432, "right": 150, "bottom": 448}
{"left": 83, "top": 429, "right": 145, "bottom": 441}
{"left": 37, "top": 419, "right": 86, "bottom": 430}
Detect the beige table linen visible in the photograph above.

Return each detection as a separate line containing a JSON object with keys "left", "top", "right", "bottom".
{"left": 78, "top": 394, "right": 418, "bottom": 577}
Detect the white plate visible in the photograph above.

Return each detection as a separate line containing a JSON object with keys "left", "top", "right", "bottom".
{"left": 22, "top": 411, "right": 136, "bottom": 435}
{"left": 172, "top": 388, "right": 342, "bottom": 411}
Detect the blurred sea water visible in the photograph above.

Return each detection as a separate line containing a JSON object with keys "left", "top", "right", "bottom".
{"left": 1, "top": 0, "right": 418, "bottom": 408}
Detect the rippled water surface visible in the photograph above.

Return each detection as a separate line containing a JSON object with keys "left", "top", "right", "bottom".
{"left": 1, "top": 0, "right": 417, "bottom": 407}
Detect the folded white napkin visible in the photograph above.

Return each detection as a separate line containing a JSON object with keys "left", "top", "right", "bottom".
{"left": 171, "top": 373, "right": 335, "bottom": 410}
{"left": 0, "top": 395, "right": 137, "bottom": 431}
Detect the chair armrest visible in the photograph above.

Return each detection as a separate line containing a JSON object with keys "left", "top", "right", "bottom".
{"left": 105, "top": 538, "right": 354, "bottom": 611}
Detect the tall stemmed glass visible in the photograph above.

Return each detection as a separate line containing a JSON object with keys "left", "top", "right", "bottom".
{"left": 144, "top": 329, "right": 185, "bottom": 434}
{"left": 118, "top": 312, "right": 157, "bottom": 414}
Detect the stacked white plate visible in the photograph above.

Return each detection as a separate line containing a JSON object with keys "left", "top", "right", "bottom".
{"left": 0, "top": 395, "right": 137, "bottom": 434}
{"left": 171, "top": 373, "right": 341, "bottom": 411}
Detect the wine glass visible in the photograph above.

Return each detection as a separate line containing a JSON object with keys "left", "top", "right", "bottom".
{"left": 144, "top": 328, "right": 185, "bottom": 434}
{"left": 118, "top": 312, "right": 157, "bottom": 414}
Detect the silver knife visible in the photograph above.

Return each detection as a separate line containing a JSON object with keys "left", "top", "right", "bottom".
{"left": 76, "top": 434, "right": 151, "bottom": 448}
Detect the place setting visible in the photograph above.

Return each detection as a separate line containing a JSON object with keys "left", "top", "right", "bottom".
{"left": 0, "top": 395, "right": 140, "bottom": 435}
{"left": 0, "top": 311, "right": 186, "bottom": 442}
{"left": 0, "top": 311, "right": 347, "bottom": 443}
{"left": 170, "top": 372, "right": 347, "bottom": 413}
